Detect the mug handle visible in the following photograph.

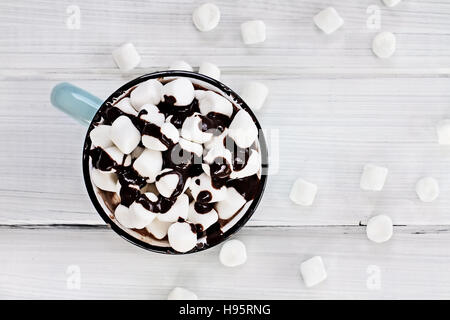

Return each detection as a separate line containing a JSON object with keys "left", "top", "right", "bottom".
{"left": 50, "top": 82, "right": 103, "bottom": 126}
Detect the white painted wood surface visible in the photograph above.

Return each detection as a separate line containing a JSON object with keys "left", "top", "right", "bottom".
{"left": 1, "top": 0, "right": 450, "bottom": 299}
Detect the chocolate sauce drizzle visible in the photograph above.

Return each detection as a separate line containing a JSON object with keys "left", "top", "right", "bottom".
{"left": 89, "top": 81, "right": 262, "bottom": 246}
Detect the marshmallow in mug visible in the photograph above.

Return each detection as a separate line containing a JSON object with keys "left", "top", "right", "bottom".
{"left": 145, "top": 219, "right": 172, "bottom": 240}
{"left": 228, "top": 110, "right": 258, "bottom": 148}
{"left": 110, "top": 115, "right": 141, "bottom": 154}
{"left": 130, "top": 79, "right": 163, "bottom": 110}
{"left": 187, "top": 201, "right": 218, "bottom": 232}
{"left": 142, "top": 121, "right": 180, "bottom": 151}
{"left": 161, "top": 78, "right": 195, "bottom": 106}
{"left": 189, "top": 173, "right": 227, "bottom": 203}
{"left": 157, "top": 193, "right": 189, "bottom": 223}
{"left": 167, "top": 221, "right": 198, "bottom": 253}
{"left": 132, "top": 148, "right": 163, "bottom": 183}
{"left": 90, "top": 125, "right": 113, "bottom": 149}
{"left": 181, "top": 113, "right": 214, "bottom": 144}
{"left": 195, "top": 90, "right": 233, "bottom": 117}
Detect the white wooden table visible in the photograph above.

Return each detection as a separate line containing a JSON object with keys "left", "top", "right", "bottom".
{"left": 1, "top": 0, "right": 450, "bottom": 299}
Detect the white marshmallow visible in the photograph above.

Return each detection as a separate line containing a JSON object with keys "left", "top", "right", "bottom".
{"left": 167, "top": 287, "right": 198, "bottom": 300}
{"left": 372, "top": 32, "right": 396, "bottom": 58}
{"left": 145, "top": 219, "right": 172, "bottom": 240}
{"left": 157, "top": 193, "right": 189, "bottom": 222}
{"left": 192, "top": 3, "right": 220, "bottom": 32}
{"left": 313, "top": 7, "right": 344, "bottom": 35}
{"left": 181, "top": 113, "right": 213, "bottom": 144}
{"left": 114, "top": 97, "right": 138, "bottom": 116}
{"left": 382, "top": 0, "right": 401, "bottom": 7}
{"left": 91, "top": 169, "right": 118, "bottom": 192}
{"left": 114, "top": 203, "right": 156, "bottom": 229}
{"left": 196, "top": 90, "right": 233, "bottom": 117}
{"left": 240, "top": 82, "right": 268, "bottom": 111}
{"left": 204, "top": 128, "right": 227, "bottom": 150}
{"left": 189, "top": 173, "right": 227, "bottom": 203}
{"left": 112, "top": 42, "right": 141, "bottom": 71}
{"left": 416, "top": 177, "right": 439, "bottom": 203}
{"left": 126, "top": 194, "right": 158, "bottom": 229}
{"left": 199, "top": 62, "right": 221, "bottom": 80}
{"left": 103, "top": 146, "right": 132, "bottom": 168}
{"left": 240, "top": 20, "right": 266, "bottom": 45}
{"left": 289, "top": 178, "right": 318, "bottom": 206}
{"left": 230, "top": 149, "right": 261, "bottom": 179}
{"left": 167, "top": 222, "right": 197, "bottom": 253}
{"left": 187, "top": 201, "right": 218, "bottom": 231}
{"left": 215, "top": 187, "right": 246, "bottom": 220}
{"left": 90, "top": 125, "right": 113, "bottom": 149}
{"left": 436, "top": 119, "right": 450, "bottom": 145}
{"left": 139, "top": 104, "right": 165, "bottom": 126}
{"left": 110, "top": 116, "right": 141, "bottom": 154}
{"left": 228, "top": 110, "right": 258, "bottom": 148}
{"left": 142, "top": 122, "right": 180, "bottom": 151}
{"left": 366, "top": 214, "right": 393, "bottom": 243}
{"left": 203, "top": 144, "right": 232, "bottom": 165}
{"left": 161, "top": 78, "right": 195, "bottom": 106}
{"left": 169, "top": 60, "right": 193, "bottom": 72}
{"left": 133, "top": 149, "right": 163, "bottom": 183}
{"left": 360, "top": 164, "right": 388, "bottom": 191}
{"left": 155, "top": 168, "right": 180, "bottom": 198}
{"left": 300, "top": 256, "right": 327, "bottom": 288}
{"left": 219, "top": 239, "right": 247, "bottom": 267}
{"left": 178, "top": 138, "right": 204, "bottom": 157}
{"left": 130, "top": 80, "right": 163, "bottom": 110}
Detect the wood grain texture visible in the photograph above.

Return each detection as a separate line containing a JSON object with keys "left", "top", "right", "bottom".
{"left": 1, "top": 0, "right": 450, "bottom": 299}
{"left": 1, "top": 226, "right": 450, "bottom": 299}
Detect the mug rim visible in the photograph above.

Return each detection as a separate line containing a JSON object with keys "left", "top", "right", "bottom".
{"left": 82, "top": 70, "right": 268, "bottom": 254}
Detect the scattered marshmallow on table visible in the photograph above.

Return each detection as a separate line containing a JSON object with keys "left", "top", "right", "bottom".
{"left": 168, "top": 287, "right": 198, "bottom": 300}
{"left": 372, "top": 32, "right": 396, "bottom": 58}
{"left": 91, "top": 169, "right": 118, "bottom": 192}
{"left": 416, "top": 177, "right": 439, "bottom": 203}
{"left": 360, "top": 164, "right": 388, "bottom": 191}
{"left": 169, "top": 60, "right": 193, "bottom": 72}
{"left": 313, "top": 7, "right": 344, "bottom": 35}
{"left": 161, "top": 78, "right": 195, "bottom": 106}
{"left": 383, "top": 0, "right": 402, "bottom": 7}
{"left": 240, "top": 81, "right": 268, "bottom": 111}
{"left": 130, "top": 80, "right": 163, "bottom": 110}
{"left": 228, "top": 110, "right": 258, "bottom": 148}
{"left": 289, "top": 178, "right": 318, "bottom": 206}
{"left": 436, "top": 119, "right": 450, "bottom": 145}
{"left": 199, "top": 62, "right": 221, "bottom": 80}
{"left": 192, "top": 2, "right": 220, "bottom": 32}
{"left": 219, "top": 239, "right": 247, "bottom": 267}
{"left": 112, "top": 42, "right": 141, "bottom": 71}
{"left": 240, "top": 20, "right": 266, "bottom": 45}
{"left": 300, "top": 256, "right": 327, "bottom": 288}
{"left": 366, "top": 214, "right": 393, "bottom": 243}
{"left": 110, "top": 116, "right": 141, "bottom": 154}
{"left": 90, "top": 125, "right": 113, "bottom": 149}
{"left": 132, "top": 148, "right": 163, "bottom": 183}
{"left": 167, "top": 221, "right": 197, "bottom": 253}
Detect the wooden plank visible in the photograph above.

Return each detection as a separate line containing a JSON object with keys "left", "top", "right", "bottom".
{"left": 1, "top": 77, "right": 450, "bottom": 225}
{"left": 0, "top": 1, "right": 449, "bottom": 73}
{"left": 0, "top": 226, "right": 449, "bottom": 299}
